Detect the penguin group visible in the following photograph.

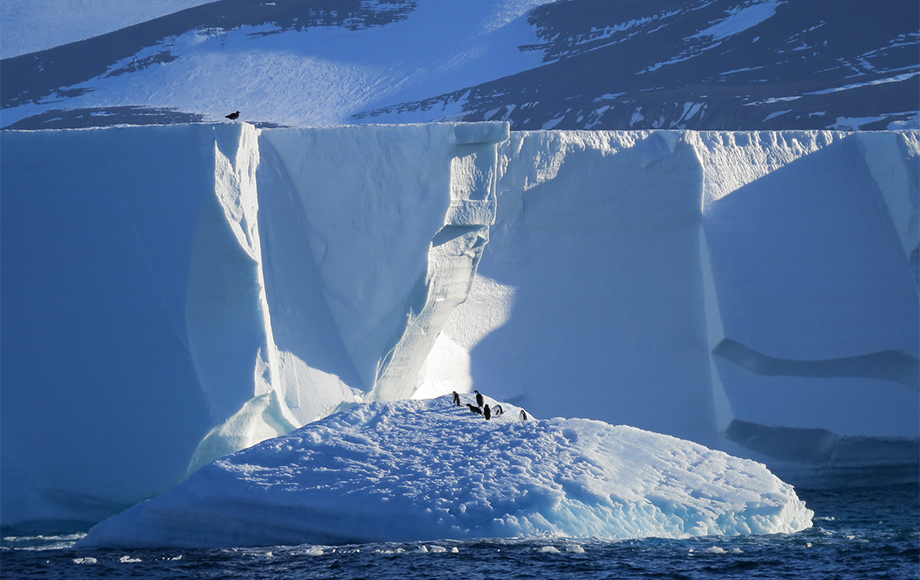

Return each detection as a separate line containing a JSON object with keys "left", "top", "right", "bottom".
{"left": 455, "top": 389, "right": 490, "bottom": 419}
{"left": 453, "top": 390, "right": 528, "bottom": 421}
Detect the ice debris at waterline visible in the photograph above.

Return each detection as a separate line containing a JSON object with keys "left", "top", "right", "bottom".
{"left": 77, "top": 395, "right": 813, "bottom": 548}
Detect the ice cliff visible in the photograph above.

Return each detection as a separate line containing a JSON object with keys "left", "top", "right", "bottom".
{"left": 1, "top": 123, "right": 916, "bottom": 526}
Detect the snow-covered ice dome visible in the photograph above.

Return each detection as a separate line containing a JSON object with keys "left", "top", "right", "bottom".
{"left": 77, "top": 394, "right": 813, "bottom": 548}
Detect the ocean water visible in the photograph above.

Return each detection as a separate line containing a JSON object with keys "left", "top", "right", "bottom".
{"left": 2, "top": 484, "right": 917, "bottom": 579}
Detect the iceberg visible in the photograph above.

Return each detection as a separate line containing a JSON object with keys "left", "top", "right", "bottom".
{"left": 76, "top": 395, "right": 813, "bottom": 548}
{"left": 1, "top": 123, "right": 916, "bottom": 527}
{"left": 0, "top": 121, "right": 508, "bottom": 524}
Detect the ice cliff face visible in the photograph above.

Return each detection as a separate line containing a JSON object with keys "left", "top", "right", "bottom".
{"left": 0, "top": 121, "right": 509, "bottom": 524}
{"left": 1, "top": 123, "right": 916, "bottom": 526}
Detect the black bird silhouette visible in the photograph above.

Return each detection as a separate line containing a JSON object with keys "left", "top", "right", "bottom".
{"left": 225, "top": 111, "right": 240, "bottom": 120}
{"left": 484, "top": 404, "right": 492, "bottom": 420}
{"left": 520, "top": 410, "right": 528, "bottom": 421}
{"left": 467, "top": 404, "right": 483, "bottom": 416}
{"left": 452, "top": 391, "right": 461, "bottom": 406}
{"left": 474, "top": 390, "right": 484, "bottom": 408}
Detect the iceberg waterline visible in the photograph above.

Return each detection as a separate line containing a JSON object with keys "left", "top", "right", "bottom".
{"left": 76, "top": 395, "right": 814, "bottom": 548}
{"left": 1, "top": 123, "right": 916, "bottom": 526}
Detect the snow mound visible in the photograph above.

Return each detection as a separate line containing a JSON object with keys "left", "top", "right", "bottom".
{"left": 78, "top": 395, "right": 813, "bottom": 548}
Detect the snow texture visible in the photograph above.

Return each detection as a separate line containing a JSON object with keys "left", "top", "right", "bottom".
{"left": 76, "top": 395, "right": 814, "bottom": 548}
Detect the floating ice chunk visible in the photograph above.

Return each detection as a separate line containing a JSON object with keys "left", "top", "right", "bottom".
{"left": 428, "top": 545, "right": 448, "bottom": 553}
{"left": 78, "top": 395, "right": 812, "bottom": 549}
{"left": 565, "top": 544, "right": 586, "bottom": 553}
{"left": 540, "top": 546, "right": 561, "bottom": 554}
{"left": 73, "top": 557, "right": 97, "bottom": 564}
{"left": 119, "top": 555, "right": 142, "bottom": 563}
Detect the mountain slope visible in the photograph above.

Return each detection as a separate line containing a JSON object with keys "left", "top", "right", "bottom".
{"left": 360, "top": 0, "right": 920, "bottom": 130}
{"left": 0, "top": 0, "right": 215, "bottom": 59}
{"left": 1, "top": 0, "right": 917, "bottom": 130}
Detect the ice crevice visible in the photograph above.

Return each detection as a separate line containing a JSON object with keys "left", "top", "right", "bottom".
{"left": 370, "top": 125, "right": 506, "bottom": 402}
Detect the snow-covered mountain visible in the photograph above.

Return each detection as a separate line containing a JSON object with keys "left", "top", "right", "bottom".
{"left": 3, "top": 122, "right": 917, "bottom": 526}
{"left": 0, "top": 0, "right": 213, "bottom": 59}
{"left": 2, "top": 0, "right": 917, "bottom": 130}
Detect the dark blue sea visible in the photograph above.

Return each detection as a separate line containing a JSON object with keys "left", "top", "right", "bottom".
{"left": 2, "top": 484, "right": 917, "bottom": 579}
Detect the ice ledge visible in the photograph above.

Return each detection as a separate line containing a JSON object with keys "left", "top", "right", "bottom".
{"left": 726, "top": 419, "right": 920, "bottom": 488}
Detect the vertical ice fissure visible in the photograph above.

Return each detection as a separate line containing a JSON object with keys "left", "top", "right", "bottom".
{"left": 369, "top": 125, "right": 509, "bottom": 401}
{"left": 185, "top": 123, "right": 301, "bottom": 475}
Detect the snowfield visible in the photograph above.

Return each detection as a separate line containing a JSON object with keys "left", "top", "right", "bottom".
{"left": 76, "top": 395, "right": 814, "bottom": 548}
{"left": 1, "top": 0, "right": 916, "bottom": 131}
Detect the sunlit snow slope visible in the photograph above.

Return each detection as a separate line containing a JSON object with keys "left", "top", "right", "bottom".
{"left": 76, "top": 395, "right": 814, "bottom": 548}
{"left": 1, "top": 0, "right": 916, "bottom": 131}
{"left": 1, "top": 123, "right": 917, "bottom": 527}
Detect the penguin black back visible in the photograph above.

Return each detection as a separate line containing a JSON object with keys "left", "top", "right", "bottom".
{"left": 452, "top": 391, "right": 461, "bottom": 406}
{"left": 474, "top": 390, "right": 484, "bottom": 408}
{"left": 520, "top": 409, "right": 528, "bottom": 421}
{"left": 493, "top": 404, "right": 504, "bottom": 417}
{"left": 484, "top": 404, "right": 491, "bottom": 420}
{"left": 467, "top": 403, "right": 483, "bottom": 415}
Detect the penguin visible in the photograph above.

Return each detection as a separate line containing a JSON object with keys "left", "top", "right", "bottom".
{"left": 493, "top": 405, "right": 504, "bottom": 417}
{"left": 520, "top": 410, "right": 528, "bottom": 421}
{"left": 484, "top": 404, "right": 492, "bottom": 420}
{"left": 225, "top": 111, "right": 240, "bottom": 120}
{"left": 452, "top": 391, "right": 461, "bottom": 406}
{"left": 474, "top": 390, "right": 484, "bottom": 408}
{"left": 467, "top": 403, "right": 483, "bottom": 415}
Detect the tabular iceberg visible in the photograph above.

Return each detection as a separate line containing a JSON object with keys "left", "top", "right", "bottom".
{"left": 76, "top": 395, "right": 813, "bottom": 548}
{"left": 1, "top": 123, "right": 916, "bottom": 527}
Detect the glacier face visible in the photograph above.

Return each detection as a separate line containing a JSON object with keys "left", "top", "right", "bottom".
{"left": 1, "top": 124, "right": 257, "bottom": 523}
{"left": 0, "top": 121, "right": 509, "bottom": 524}
{"left": 1, "top": 123, "right": 917, "bottom": 526}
